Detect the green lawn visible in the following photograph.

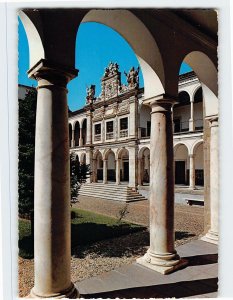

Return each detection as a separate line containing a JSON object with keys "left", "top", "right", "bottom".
{"left": 19, "top": 208, "right": 144, "bottom": 259}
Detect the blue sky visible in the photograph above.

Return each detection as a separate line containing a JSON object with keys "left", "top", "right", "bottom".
{"left": 18, "top": 19, "right": 192, "bottom": 111}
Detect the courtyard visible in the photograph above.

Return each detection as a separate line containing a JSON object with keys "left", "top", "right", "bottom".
{"left": 18, "top": 197, "right": 207, "bottom": 298}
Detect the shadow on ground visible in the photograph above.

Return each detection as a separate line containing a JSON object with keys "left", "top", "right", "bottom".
{"left": 81, "top": 277, "right": 218, "bottom": 299}
{"left": 72, "top": 229, "right": 197, "bottom": 259}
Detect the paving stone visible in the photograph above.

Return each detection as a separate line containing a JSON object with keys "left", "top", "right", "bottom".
{"left": 76, "top": 239, "right": 218, "bottom": 298}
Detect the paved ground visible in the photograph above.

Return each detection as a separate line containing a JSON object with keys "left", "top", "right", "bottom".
{"left": 19, "top": 196, "right": 205, "bottom": 297}
{"left": 76, "top": 239, "right": 218, "bottom": 299}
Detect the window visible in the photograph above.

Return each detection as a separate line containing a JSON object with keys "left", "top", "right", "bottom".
{"left": 94, "top": 123, "right": 101, "bottom": 141}
{"left": 106, "top": 121, "right": 114, "bottom": 140}
{"left": 120, "top": 117, "right": 128, "bottom": 138}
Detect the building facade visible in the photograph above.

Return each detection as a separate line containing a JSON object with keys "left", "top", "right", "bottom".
{"left": 69, "top": 63, "right": 204, "bottom": 191}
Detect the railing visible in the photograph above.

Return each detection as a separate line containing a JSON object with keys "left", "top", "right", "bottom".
{"left": 119, "top": 129, "right": 128, "bottom": 138}
{"left": 106, "top": 132, "right": 114, "bottom": 140}
{"left": 173, "top": 119, "right": 203, "bottom": 133}
{"left": 94, "top": 134, "right": 101, "bottom": 141}
{"left": 140, "top": 127, "right": 151, "bottom": 138}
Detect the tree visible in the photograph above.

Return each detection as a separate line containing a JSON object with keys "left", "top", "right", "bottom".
{"left": 18, "top": 88, "right": 37, "bottom": 234}
{"left": 70, "top": 152, "right": 91, "bottom": 203}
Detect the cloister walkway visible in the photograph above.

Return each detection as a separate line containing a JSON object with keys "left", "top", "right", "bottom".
{"left": 76, "top": 239, "right": 218, "bottom": 298}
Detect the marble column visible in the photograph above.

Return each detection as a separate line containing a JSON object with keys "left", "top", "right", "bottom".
{"left": 138, "top": 158, "right": 142, "bottom": 186}
{"left": 115, "top": 159, "right": 121, "bottom": 185}
{"left": 86, "top": 113, "right": 92, "bottom": 145}
{"left": 92, "top": 159, "right": 97, "bottom": 183}
{"left": 137, "top": 96, "right": 187, "bottom": 274}
{"left": 79, "top": 127, "right": 83, "bottom": 146}
{"left": 189, "top": 154, "right": 195, "bottom": 189}
{"left": 189, "top": 99, "right": 195, "bottom": 131}
{"left": 103, "top": 159, "right": 108, "bottom": 184}
{"left": 129, "top": 96, "right": 137, "bottom": 138}
{"left": 28, "top": 59, "right": 79, "bottom": 298}
{"left": 202, "top": 116, "right": 219, "bottom": 244}
{"left": 71, "top": 129, "right": 75, "bottom": 148}
{"left": 86, "top": 150, "right": 92, "bottom": 183}
{"left": 128, "top": 147, "right": 137, "bottom": 189}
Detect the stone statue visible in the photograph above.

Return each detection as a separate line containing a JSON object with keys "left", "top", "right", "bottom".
{"left": 86, "top": 85, "right": 96, "bottom": 104}
{"left": 103, "top": 62, "right": 119, "bottom": 77}
{"left": 124, "top": 66, "right": 140, "bottom": 88}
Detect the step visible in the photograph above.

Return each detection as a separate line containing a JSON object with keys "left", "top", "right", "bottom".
{"left": 78, "top": 183, "right": 147, "bottom": 202}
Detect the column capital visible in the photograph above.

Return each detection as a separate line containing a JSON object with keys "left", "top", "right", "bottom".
{"left": 144, "top": 94, "right": 177, "bottom": 113}
{"left": 189, "top": 154, "right": 195, "bottom": 158}
{"left": 208, "top": 116, "right": 219, "bottom": 127}
{"left": 28, "top": 59, "right": 79, "bottom": 89}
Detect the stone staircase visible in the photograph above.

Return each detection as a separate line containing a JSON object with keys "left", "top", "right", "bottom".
{"left": 79, "top": 183, "right": 147, "bottom": 202}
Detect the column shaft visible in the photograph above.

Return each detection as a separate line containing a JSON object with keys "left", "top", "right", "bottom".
{"left": 71, "top": 129, "right": 75, "bottom": 148}
{"left": 138, "top": 158, "right": 142, "bottom": 186}
{"left": 86, "top": 114, "right": 92, "bottom": 144}
{"left": 189, "top": 100, "right": 195, "bottom": 131}
{"left": 79, "top": 127, "right": 83, "bottom": 146}
{"left": 137, "top": 97, "right": 187, "bottom": 274}
{"left": 189, "top": 154, "right": 195, "bottom": 189}
{"left": 128, "top": 147, "right": 137, "bottom": 188}
{"left": 116, "top": 159, "right": 120, "bottom": 185}
{"left": 202, "top": 117, "right": 219, "bottom": 244}
{"left": 103, "top": 159, "right": 107, "bottom": 184}
{"left": 28, "top": 60, "right": 78, "bottom": 298}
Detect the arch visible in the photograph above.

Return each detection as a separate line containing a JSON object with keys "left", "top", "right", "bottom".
{"left": 174, "top": 143, "right": 189, "bottom": 185}
{"left": 183, "top": 51, "right": 218, "bottom": 117}
{"left": 174, "top": 142, "right": 190, "bottom": 156}
{"left": 116, "top": 147, "right": 129, "bottom": 182}
{"left": 194, "top": 87, "right": 203, "bottom": 103}
{"left": 138, "top": 146, "right": 150, "bottom": 159}
{"left": 191, "top": 139, "right": 204, "bottom": 155}
{"left": 18, "top": 11, "right": 45, "bottom": 68}
{"left": 105, "top": 150, "right": 116, "bottom": 182}
{"left": 80, "top": 153, "right": 86, "bottom": 164}
{"left": 138, "top": 104, "right": 151, "bottom": 138}
{"left": 138, "top": 147, "right": 150, "bottom": 185}
{"left": 69, "top": 123, "right": 72, "bottom": 147}
{"left": 93, "top": 149, "right": 102, "bottom": 160}
{"left": 82, "top": 119, "right": 87, "bottom": 145}
{"left": 80, "top": 10, "right": 165, "bottom": 99}
{"left": 103, "top": 148, "right": 113, "bottom": 160}
{"left": 74, "top": 121, "right": 80, "bottom": 146}
{"left": 178, "top": 91, "right": 190, "bottom": 105}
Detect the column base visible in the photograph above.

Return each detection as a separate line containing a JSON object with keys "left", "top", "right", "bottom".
{"left": 136, "top": 250, "right": 188, "bottom": 275}
{"left": 201, "top": 231, "right": 218, "bottom": 245}
{"left": 29, "top": 283, "right": 79, "bottom": 299}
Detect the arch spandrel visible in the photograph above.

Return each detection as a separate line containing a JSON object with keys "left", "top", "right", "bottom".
{"left": 191, "top": 139, "right": 204, "bottom": 155}
{"left": 19, "top": 9, "right": 88, "bottom": 69}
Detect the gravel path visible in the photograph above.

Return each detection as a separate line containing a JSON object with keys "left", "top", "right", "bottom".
{"left": 18, "top": 196, "right": 204, "bottom": 297}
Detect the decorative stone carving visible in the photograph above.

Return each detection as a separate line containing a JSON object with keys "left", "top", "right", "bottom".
{"left": 124, "top": 66, "right": 140, "bottom": 88}
{"left": 93, "top": 107, "right": 105, "bottom": 121}
{"left": 86, "top": 85, "right": 96, "bottom": 104}
{"left": 117, "top": 100, "right": 130, "bottom": 115}
{"left": 103, "top": 62, "right": 119, "bottom": 78}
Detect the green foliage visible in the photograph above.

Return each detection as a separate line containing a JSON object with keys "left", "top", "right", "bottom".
{"left": 18, "top": 89, "right": 37, "bottom": 217}
{"left": 70, "top": 152, "right": 91, "bottom": 201}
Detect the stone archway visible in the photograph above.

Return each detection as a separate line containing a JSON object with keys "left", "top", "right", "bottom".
{"left": 138, "top": 147, "right": 150, "bottom": 186}
{"left": 174, "top": 143, "right": 190, "bottom": 186}
{"left": 117, "top": 148, "right": 129, "bottom": 183}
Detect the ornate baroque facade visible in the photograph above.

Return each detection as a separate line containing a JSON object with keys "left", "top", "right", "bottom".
{"left": 69, "top": 63, "right": 204, "bottom": 190}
